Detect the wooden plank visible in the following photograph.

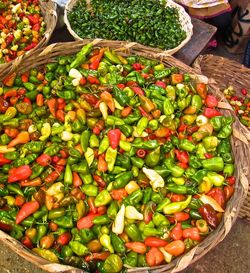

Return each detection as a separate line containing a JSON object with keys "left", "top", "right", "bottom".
{"left": 174, "top": 18, "right": 217, "bottom": 65}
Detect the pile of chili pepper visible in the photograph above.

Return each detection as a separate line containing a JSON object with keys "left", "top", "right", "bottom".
{"left": 223, "top": 86, "right": 250, "bottom": 129}
{"left": 68, "top": 0, "right": 186, "bottom": 50}
{"left": 0, "top": 43, "right": 236, "bottom": 273}
{"left": 0, "top": 0, "right": 46, "bottom": 63}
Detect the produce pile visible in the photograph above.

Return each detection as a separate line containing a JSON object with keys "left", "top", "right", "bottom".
{"left": 0, "top": 0, "right": 46, "bottom": 63}
{"left": 67, "top": 0, "right": 186, "bottom": 50}
{"left": 0, "top": 44, "right": 236, "bottom": 273}
{"left": 223, "top": 86, "right": 250, "bottom": 129}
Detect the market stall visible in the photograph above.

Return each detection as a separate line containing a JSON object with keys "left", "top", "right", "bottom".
{"left": 0, "top": 1, "right": 249, "bottom": 273}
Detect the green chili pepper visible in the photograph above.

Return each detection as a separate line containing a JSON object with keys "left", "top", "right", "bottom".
{"left": 94, "top": 190, "right": 112, "bottom": 207}
{"left": 124, "top": 251, "right": 138, "bottom": 267}
{"left": 202, "top": 157, "right": 224, "bottom": 172}
{"left": 64, "top": 164, "right": 73, "bottom": 185}
{"left": 153, "top": 212, "right": 170, "bottom": 226}
{"left": 107, "top": 201, "right": 119, "bottom": 220}
{"left": 70, "top": 44, "right": 92, "bottom": 69}
{"left": 79, "top": 228, "right": 94, "bottom": 243}
{"left": 217, "top": 125, "right": 232, "bottom": 139}
{"left": 111, "top": 232, "right": 126, "bottom": 253}
{"left": 143, "top": 187, "right": 153, "bottom": 204}
{"left": 54, "top": 216, "right": 74, "bottom": 229}
{"left": 69, "top": 241, "right": 89, "bottom": 256}
{"left": 156, "top": 197, "right": 171, "bottom": 212}
{"left": 179, "top": 139, "right": 196, "bottom": 152}
{"left": 81, "top": 184, "right": 98, "bottom": 196}
{"left": 190, "top": 210, "right": 202, "bottom": 219}
{"left": 125, "top": 224, "right": 142, "bottom": 241}
{"left": 113, "top": 171, "right": 132, "bottom": 189}
{"left": 145, "top": 146, "right": 160, "bottom": 168}
{"left": 124, "top": 189, "right": 143, "bottom": 206}
{"left": 48, "top": 208, "right": 65, "bottom": 220}
{"left": 163, "top": 195, "right": 192, "bottom": 214}
{"left": 106, "top": 116, "right": 125, "bottom": 126}
{"left": 190, "top": 169, "right": 208, "bottom": 184}
{"left": 105, "top": 147, "right": 117, "bottom": 172}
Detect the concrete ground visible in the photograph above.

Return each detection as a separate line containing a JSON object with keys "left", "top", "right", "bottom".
{"left": 0, "top": 26, "right": 249, "bottom": 273}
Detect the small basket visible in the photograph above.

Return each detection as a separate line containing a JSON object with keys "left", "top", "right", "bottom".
{"left": 0, "top": 0, "right": 57, "bottom": 68}
{"left": 64, "top": 0, "right": 193, "bottom": 55}
{"left": 193, "top": 54, "right": 250, "bottom": 221}
{"left": 0, "top": 39, "right": 248, "bottom": 273}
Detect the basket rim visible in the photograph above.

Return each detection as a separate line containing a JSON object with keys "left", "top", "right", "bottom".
{"left": 0, "top": 39, "right": 248, "bottom": 273}
{"left": 63, "top": 0, "right": 193, "bottom": 55}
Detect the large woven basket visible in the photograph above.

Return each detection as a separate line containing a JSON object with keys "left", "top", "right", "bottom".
{"left": 193, "top": 54, "right": 250, "bottom": 221}
{"left": 0, "top": 39, "right": 248, "bottom": 273}
{"left": 64, "top": 0, "right": 193, "bottom": 55}
{"left": 0, "top": 0, "right": 57, "bottom": 68}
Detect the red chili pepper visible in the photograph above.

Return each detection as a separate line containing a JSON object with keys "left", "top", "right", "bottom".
{"left": 85, "top": 252, "right": 110, "bottom": 262}
{"left": 20, "top": 178, "right": 42, "bottom": 187}
{"left": 93, "top": 174, "right": 106, "bottom": 188}
{"left": 4, "top": 89, "right": 17, "bottom": 100}
{"left": 0, "top": 222, "right": 12, "bottom": 232}
{"left": 21, "top": 235, "right": 34, "bottom": 249}
{"left": 8, "top": 165, "right": 32, "bottom": 183}
{"left": 77, "top": 213, "right": 100, "bottom": 229}
{"left": 196, "top": 83, "right": 207, "bottom": 99}
{"left": 72, "top": 172, "right": 83, "bottom": 187}
{"left": 57, "top": 232, "right": 71, "bottom": 246}
{"left": 143, "top": 202, "right": 156, "bottom": 224}
{"left": 87, "top": 75, "right": 100, "bottom": 84}
{"left": 83, "top": 93, "right": 99, "bottom": 105}
{"left": 89, "top": 48, "right": 104, "bottom": 70}
{"left": 169, "top": 194, "right": 186, "bottom": 202}
{"left": 132, "top": 63, "right": 142, "bottom": 70}
{"left": 136, "top": 149, "right": 147, "bottom": 158}
{"left": 32, "top": 23, "right": 40, "bottom": 31}
{"left": 155, "top": 81, "right": 166, "bottom": 88}
{"left": 15, "top": 195, "right": 25, "bottom": 207}
{"left": 138, "top": 106, "right": 152, "bottom": 119}
{"left": 98, "top": 153, "right": 108, "bottom": 172}
{"left": 3, "top": 72, "right": 16, "bottom": 87}
{"left": 203, "top": 107, "right": 222, "bottom": 118}
{"left": 145, "top": 237, "right": 168, "bottom": 247}
{"left": 126, "top": 81, "right": 138, "bottom": 87}
{"left": 0, "top": 153, "right": 11, "bottom": 166}
{"left": 170, "top": 223, "right": 183, "bottom": 240}
{"left": 107, "top": 129, "right": 121, "bottom": 149}
{"left": 117, "top": 83, "right": 125, "bottom": 89}
{"left": 44, "top": 171, "right": 60, "bottom": 184}
{"left": 125, "top": 242, "right": 147, "bottom": 254}
{"left": 241, "top": 88, "right": 248, "bottom": 96}
{"left": 175, "top": 150, "right": 189, "bottom": 164}
{"left": 204, "top": 153, "right": 213, "bottom": 159}
{"left": 207, "top": 188, "right": 226, "bottom": 209}
{"left": 205, "top": 95, "right": 218, "bottom": 108}
{"left": 88, "top": 197, "right": 97, "bottom": 214}
{"left": 224, "top": 185, "right": 234, "bottom": 201}
{"left": 198, "top": 204, "right": 219, "bottom": 229}
{"left": 24, "top": 42, "right": 38, "bottom": 51}
{"left": 6, "top": 34, "right": 14, "bottom": 46}
{"left": 174, "top": 212, "right": 190, "bottom": 222}
{"left": 36, "top": 94, "right": 44, "bottom": 107}
{"left": 47, "top": 98, "right": 58, "bottom": 117}
{"left": 111, "top": 188, "right": 128, "bottom": 200}
{"left": 36, "top": 154, "right": 52, "bottom": 166}
{"left": 16, "top": 200, "right": 40, "bottom": 224}
{"left": 183, "top": 227, "right": 201, "bottom": 241}
{"left": 178, "top": 123, "right": 188, "bottom": 132}
{"left": 97, "top": 206, "right": 107, "bottom": 215}
{"left": 226, "top": 176, "right": 235, "bottom": 186}
{"left": 146, "top": 247, "right": 164, "bottom": 267}
{"left": 131, "top": 86, "right": 144, "bottom": 96}
{"left": 27, "top": 14, "right": 40, "bottom": 25}
{"left": 93, "top": 120, "right": 105, "bottom": 135}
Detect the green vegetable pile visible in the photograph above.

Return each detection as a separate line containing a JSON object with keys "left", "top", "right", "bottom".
{"left": 67, "top": 0, "right": 187, "bottom": 50}
{"left": 0, "top": 43, "right": 236, "bottom": 273}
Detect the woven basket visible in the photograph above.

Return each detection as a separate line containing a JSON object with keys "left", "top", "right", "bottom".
{"left": 193, "top": 54, "right": 250, "bottom": 221}
{"left": 0, "top": 0, "right": 57, "bottom": 67}
{"left": 64, "top": 0, "right": 193, "bottom": 55}
{"left": 0, "top": 39, "right": 248, "bottom": 273}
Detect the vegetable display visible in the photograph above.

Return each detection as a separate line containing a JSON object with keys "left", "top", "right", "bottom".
{"left": 67, "top": 0, "right": 186, "bottom": 50}
{"left": 0, "top": 0, "right": 46, "bottom": 63}
{"left": 0, "top": 43, "right": 236, "bottom": 272}
{"left": 223, "top": 86, "right": 250, "bottom": 129}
